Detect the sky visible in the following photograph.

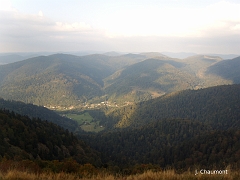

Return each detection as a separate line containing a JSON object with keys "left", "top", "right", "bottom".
{"left": 0, "top": 0, "right": 240, "bottom": 54}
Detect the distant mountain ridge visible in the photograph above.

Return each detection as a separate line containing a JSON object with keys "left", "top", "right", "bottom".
{"left": 206, "top": 56, "right": 240, "bottom": 83}
{"left": 0, "top": 54, "right": 25, "bottom": 64}
{"left": 161, "top": 52, "right": 239, "bottom": 59}
{"left": 104, "top": 58, "right": 196, "bottom": 102}
{"left": 0, "top": 53, "right": 239, "bottom": 107}
{"left": 104, "top": 54, "right": 234, "bottom": 102}
{"left": 0, "top": 54, "right": 115, "bottom": 106}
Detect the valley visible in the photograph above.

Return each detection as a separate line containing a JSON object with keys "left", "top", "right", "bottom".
{"left": 0, "top": 52, "right": 239, "bottom": 178}
{"left": 62, "top": 111, "right": 104, "bottom": 132}
{"left": 1, "top": 0, "right": 240, "bottom": 178}
{"left": 0, "top": 52, "right": 239, "bottom": 133}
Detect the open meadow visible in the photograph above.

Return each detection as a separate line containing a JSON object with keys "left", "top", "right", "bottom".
{"left": 64, "top": 112, "right": 104, "bottom": 132}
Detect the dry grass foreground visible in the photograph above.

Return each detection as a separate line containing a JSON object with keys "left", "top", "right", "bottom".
{"left": 0, "top": 169, "right": 240, "bottom": 180}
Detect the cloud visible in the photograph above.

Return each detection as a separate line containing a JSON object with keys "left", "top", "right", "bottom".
{"left": 0, "top": 7, "right": 104, "bottom": 52}
{"left": 102, "top": 0, "right": 240, "bottom": 38}
{"left": 38, "top": 11, "right": 43, "bottom": 17}
{"left": 0, "top": 0, "right": 239, "bottom": 54}
{"left": 55, "top": 22, "right": 92, "bottom": 33}
{"left": 0, "top": 9, "right": 95, "bottom": 36}
{"left": 0, "top": 0, "right": 13, "bottom": 11}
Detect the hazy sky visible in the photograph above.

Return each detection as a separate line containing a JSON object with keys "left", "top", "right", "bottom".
{"left": 0, "top": 0, "right": 240, "bottom": 54}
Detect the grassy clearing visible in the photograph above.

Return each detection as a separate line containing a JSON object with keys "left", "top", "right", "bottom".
{"left": 0, "top": 169, "right": 239, "bottom": 180}
{"left": 80, "top": 121, "right": 104, "bottom": 132}
{"left": 65, "top": 112, "right": 104, "bottom": 132}
{"left": 65, "top": 112, "right": 93, "bottom": 125}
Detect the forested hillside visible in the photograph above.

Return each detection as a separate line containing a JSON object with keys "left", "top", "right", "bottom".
{"left": 0, "top": 98, "right": 79, "bottom": 132}
{"left": 104, "top": 58, "right": 197, "bottom": 102}
{"left": 104, "top": 54, "right": 233, "bottom": 103}
{"left": 0, "top": 54, "right": 114, "bottom": 106}
{"left": 81, "top": 84, "right": 240, "bottom": 170}
{"left": 82, "top": 119, "right": 212, "bottom": 166}
{"left": 0, "top": 109, "right": 101, "bottom": 166}
{"left": 103, "top": 84, "right": 240, "bottom": 129}
{"left": 82, "top": 120, "right": 240, "bottom": 170}
{"left": 0, "top": 53, "right": 149, "bottom": 106}
{"left": 206, "top": 56, "right": 240, "bottom": 83}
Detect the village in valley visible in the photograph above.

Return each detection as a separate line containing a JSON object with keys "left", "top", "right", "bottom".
{"left": 43, "top": 100, "right": 133, "bottom": 133}
{"left": 45, "top": 100, "right": 133, "bottom": 111}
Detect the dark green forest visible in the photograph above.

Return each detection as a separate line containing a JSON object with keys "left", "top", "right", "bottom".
{"left": 103, "top": 84, "right": 240, "bottom": 129}
{"left": 81, "top": 120, "right": 240, "bottom": 170}
{"left": 0, "top": 109, "right": 101, "bottom": 166}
